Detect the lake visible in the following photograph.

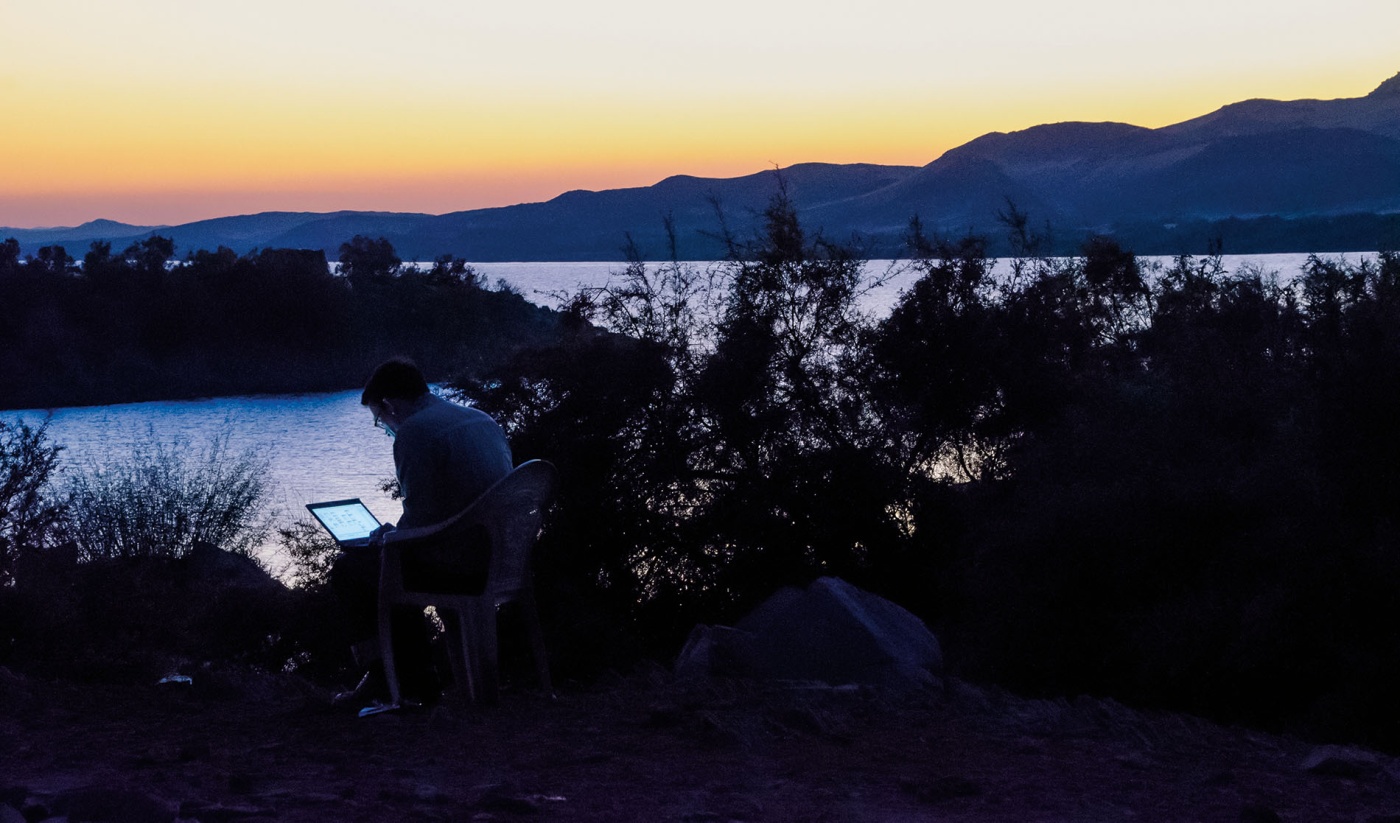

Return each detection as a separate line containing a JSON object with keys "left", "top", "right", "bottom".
{"left": 6, "top": 252, "right": 1377, "bottom": 568}
{"left": 8, "top": 390, "right": 402, "bottom": 570}
{"left": 468, "top": 252, "right": 1376, "bottom": 314}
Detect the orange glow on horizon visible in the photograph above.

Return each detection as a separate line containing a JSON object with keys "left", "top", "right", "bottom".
{"left": 2, "top": 1, "right": 1396, "bottom": 228}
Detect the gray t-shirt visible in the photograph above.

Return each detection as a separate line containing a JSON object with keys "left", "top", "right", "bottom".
{"left": 392, "top": 394, "right": 513, "bottom": 529}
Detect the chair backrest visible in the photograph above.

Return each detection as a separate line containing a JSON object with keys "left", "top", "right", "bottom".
{"left": 381, "top": 459, "right": 558, "bottom": 598}
{"left": 465, "top": 459, "right": 558, "bottom": 599}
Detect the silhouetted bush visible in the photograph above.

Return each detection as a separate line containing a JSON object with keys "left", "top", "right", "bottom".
{"left": 464, "top": 191, "right": 1400, "bottom": 749}
{"left": 276, "top": 517, "right": 341, "bottom": 591}
{"left": 462, "top": 192, "right": 915, "bottom": 671}
{"left": 64, "top": 432, "right": 273, "bottom": 560}
{"left": 1, "top": 429, "right": 301, "bottom": 680}
{"left": 916, "top": 248, "right": 1400, "bottom": 748}
{"left": 0, "top": 236, "right": 562, "bottom": 409}
{"left": 0, "top": 419, "right": 68, "bottom": 586}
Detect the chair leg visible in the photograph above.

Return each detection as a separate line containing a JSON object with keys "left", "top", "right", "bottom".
{"left": 519, "top": 588, "right": 553, "bottom": 694}
{"left": 446, "top": 608, "right": 477, "bottom": 702}
{"left": 377, "top": 597, "right": 402, "bottom": 707}
{"left": 469, "top": 604, "right": 500, "bottom": 704}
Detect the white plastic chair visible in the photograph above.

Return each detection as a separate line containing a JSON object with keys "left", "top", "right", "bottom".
{"left": 377, "top": 459, "right": 557, "bottom": 705}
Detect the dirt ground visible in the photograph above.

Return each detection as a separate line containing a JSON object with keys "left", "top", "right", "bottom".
{"left": 3, "top": 664, "right": 1400, "bottom": 823}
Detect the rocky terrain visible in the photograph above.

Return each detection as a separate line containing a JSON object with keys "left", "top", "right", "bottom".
{"left": 4, "top": 664, "right": 1400, "bottom": 822}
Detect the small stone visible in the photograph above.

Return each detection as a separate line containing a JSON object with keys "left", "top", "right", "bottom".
{"left": 1239, "top": 803, "right": 1280, "bottom": 823}
{"left": 777, "top": 706, "right": 827, "bottom": 736}
{"left": 720, "top": 796, "right": 764, "bottom": 820}
{"left": 476, "top": 784, "right": 541, "bottom": 815}
{"left": 1113, "top": 750, "right": 1154, "bottom": 770}
{"left": 644, "top": 704, "right": 685, "bottom": 728}
{"left": 228, "top": 772, "right": 256, "bottom": 795}
{"left": 1300, "top": 744, "right": 1381, "bottom": 777}
{"left": 177, "top": 801, "right": 276, "bottom": 822}
{"left": 20, "top": 799, "right": 51, "bottom": 823}
{"left": 62, "top": 786, "right": 177, "bottom": 823}
{"left": 899, "top": 775, "right": 981, "bottom": 804}
{"left": 1202, "top": 770, "right": 1235, "bottom": 787}
{"left": 698, "top": 713, "right": 748, "bottom": 749}
{"left": 946, "top": 679, "right": 994, "bottom": 714}
{"left": 414, "top": 784, "right": 448, "bottom": 804}
{"left": 1011, "top": 736, "right": 1044, "bottom": 755}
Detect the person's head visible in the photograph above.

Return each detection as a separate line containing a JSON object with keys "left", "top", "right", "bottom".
{"left": 361, "top": 357, "right": 429, "bottom": 435}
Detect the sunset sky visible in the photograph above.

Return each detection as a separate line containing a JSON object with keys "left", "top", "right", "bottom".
{"left": 2, "top": 0, "right": 1397, "bottom": 228}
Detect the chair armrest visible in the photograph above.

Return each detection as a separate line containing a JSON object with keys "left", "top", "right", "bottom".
{"left": 380, "top": 521, "right": 449, "bottom": 545}
{"left": 377, "top": 528, "right": 463, "bottom": 578}
{"left": 381, "top": 492, "right": 486, "bottom": 546}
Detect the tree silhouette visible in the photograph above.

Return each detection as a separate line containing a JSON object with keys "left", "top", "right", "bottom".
{"left": 338, "top": 235, "right": 401, "bottom": 285}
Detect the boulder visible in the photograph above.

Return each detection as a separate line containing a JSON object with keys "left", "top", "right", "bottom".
{"left": 8, "top": 541, "right": 294, "bottom": 679}
{"left": 675, "top": 577, "right": 942, "bottom": 689}
{"left": 673, "top": 624, "right": 761, "bottom": 680}
{"left": 184, "top": 540, "right": 285, "bottom": 594}
{"left": 180, "top": 542, "right": 293, "bottom": 664}
{"left": 61, "top": 786, "right": 177, "bottom": 823}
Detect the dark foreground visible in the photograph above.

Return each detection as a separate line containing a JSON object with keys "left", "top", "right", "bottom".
{"left": 3, "top": 666, "right": 1398, "bottom": 822}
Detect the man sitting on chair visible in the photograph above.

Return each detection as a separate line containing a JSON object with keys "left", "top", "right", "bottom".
{"left": 331, "top": 356, "right": 513, "bottom": 706}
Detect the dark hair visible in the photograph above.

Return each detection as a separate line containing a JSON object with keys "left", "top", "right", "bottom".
{"left": 361, "top": 357, "right": 429, "bottom": 405}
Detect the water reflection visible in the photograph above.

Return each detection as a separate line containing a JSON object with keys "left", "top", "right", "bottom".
{"left": 9, "top": 390, "right": 406, "bottom": 566}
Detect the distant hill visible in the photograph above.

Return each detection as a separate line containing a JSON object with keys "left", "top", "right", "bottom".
{"left": 6, "top": 219, "right": 163, "bottom": 248}
{"left": 6, "top": 72, "right": 1399, "bottom": 259}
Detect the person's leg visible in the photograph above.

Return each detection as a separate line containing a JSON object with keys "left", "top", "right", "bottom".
{"left": 330, "top": 547, "right": 379, "bottom": 642}
{"left": 330, "top": 547, "right": 440, "bottom": 703}
{"left": 390, "top": 606, "right": 440, "bottom": 703}
{"left": 329, "top": 547, "right": 387, "bottom": 703}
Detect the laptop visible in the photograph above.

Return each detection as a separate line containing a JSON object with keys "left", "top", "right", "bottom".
{"left": 306, "top": 498, "right": 382, "bottom": 547}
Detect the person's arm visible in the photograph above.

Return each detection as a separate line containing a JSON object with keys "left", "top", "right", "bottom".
{"left": 391, "top": 432, "right": 437, "bottom": 530}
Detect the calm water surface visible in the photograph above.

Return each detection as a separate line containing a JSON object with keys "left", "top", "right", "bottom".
{"left": 9, "top": 390, "right": 405, "bottom": 568}
{"left": 472, "top": 253, "right": 1377, "bottom": 313}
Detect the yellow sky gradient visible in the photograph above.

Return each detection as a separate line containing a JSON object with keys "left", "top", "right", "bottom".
{"left": 2, "top": 0, "right": 1397, "bottom": 227}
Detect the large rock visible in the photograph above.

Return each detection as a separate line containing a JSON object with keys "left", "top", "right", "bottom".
{"left": 184, "top": 540, "right": 284, "bottom": 593}
{"left": 60, "top": 786, "right": 177, "bottom": 823}
{"left": 675, "top": 577, "right": 942, "bottom": 689}
{"left": 8, "top": 541, "right": 293, "bottom": 680}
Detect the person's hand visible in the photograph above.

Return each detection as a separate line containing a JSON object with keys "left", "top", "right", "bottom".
{"left": 368, "top": 522, "right": 396, "bottom": 546}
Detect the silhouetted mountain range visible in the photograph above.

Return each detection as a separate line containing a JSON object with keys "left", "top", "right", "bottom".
{"left": 8, "top": 72, "right": 1400, "bottom": 260}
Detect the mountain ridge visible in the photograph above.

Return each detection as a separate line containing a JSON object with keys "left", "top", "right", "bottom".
{"left": 6, "top": 74, "right": 1398, "bottom": 259}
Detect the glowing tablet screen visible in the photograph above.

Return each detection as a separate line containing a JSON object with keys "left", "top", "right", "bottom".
{"left": 306, "top": 499, "right": 381, "bottom": 544}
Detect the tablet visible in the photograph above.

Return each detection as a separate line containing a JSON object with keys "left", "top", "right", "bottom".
{"left": 306, "top": 498, "right": 382, "bottom": 546}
